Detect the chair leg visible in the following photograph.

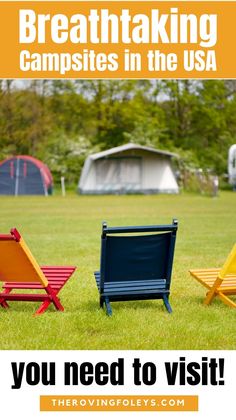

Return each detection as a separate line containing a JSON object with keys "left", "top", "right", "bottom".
{"left": 35, "top": 296, "right": 64, "bottom": 315}
{"left": 51, "top": 296, "right": 64, "bottom": 312}
{"left": 163, "top": 295, "right": 172, "bottom": 313}
{"left": 0, "top": 287, "right": 12, "bottom": 309}
{"left": 34, "top": 300, "right": 51, "bottom": 316}
{"left": 104, "top": 297, "right": 112, "bottom": 316}
{"left": 0, "top": 299, "right": 10, "bottom": 309}
{"left": 204, "top": 278, "right": 222, "bottom": 305}
{"left": 47, "top": 285, "right": 64, "bottom": 311}
{"left": 204, "top": 290, "right": 216, "bottom": 305}
{"left": 34, "top": 286, "right": 64, "bottom": 316}
{"left": 218, "top": 292, "right": 236, "bottom": 309}
{"left": 100, "top": 296, "right": 104, "bottom": 308}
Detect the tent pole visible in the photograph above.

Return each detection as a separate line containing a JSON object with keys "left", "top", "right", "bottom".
{"left": 61, "top": 176, "right": 66, "bottom": 197}
{"left": 40, "top": 168, "right": 48, "bottom": 196}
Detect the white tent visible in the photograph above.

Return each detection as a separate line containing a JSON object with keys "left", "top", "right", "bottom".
{"left": 228, "top": 144, "right": 236, "bottom": 186}
{"left": 78, "top": 143, "right": 179, "bottom": 194}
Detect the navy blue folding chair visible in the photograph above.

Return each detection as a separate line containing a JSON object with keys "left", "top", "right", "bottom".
{"left": 94, "top": 219, "right": 178, "bottom": 316}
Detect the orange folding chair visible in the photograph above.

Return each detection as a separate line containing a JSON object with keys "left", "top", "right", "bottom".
{"left": 0, "top": 228, "right": 76, "bottom": 315}
{"left": 189, "top": 244, "right": 236, "bottom": 308}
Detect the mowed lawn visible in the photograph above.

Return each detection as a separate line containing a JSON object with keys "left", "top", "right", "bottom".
{"left": 0, "top": 192, "right": 235, "bottom": 350}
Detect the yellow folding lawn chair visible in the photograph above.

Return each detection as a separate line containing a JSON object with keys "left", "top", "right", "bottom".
{"left": 189, "top": 244, "right": 236, "bottom": 308}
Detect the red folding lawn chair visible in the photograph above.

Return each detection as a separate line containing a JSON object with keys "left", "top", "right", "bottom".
{"left": 0, "top": 228, "right": 76, "bottom": 315}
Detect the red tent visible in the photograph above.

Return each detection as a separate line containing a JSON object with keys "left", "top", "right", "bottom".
{"left": 0, "top": 155, "right": 53, "bottom": 195}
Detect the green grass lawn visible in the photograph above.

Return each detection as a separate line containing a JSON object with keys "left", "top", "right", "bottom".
{"left": 0, "top": 192, "right": 235, "bottom": 350}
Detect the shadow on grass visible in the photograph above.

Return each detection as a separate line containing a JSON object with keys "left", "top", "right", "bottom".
{"left": 0, "top": 302, "right": 66, "bottom": 316}
{"left": 191, "top": 294, "right": 236, "bottom": 308}
{"left": 0, "top": 304, "right": 39, "bottom": 315}
{"left": 85, "top": 298, "right": 169, "bottom": 315}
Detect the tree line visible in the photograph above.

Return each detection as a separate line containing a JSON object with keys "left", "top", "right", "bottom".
{"left": 0, "top": 79, "right": 235, "bottom": 185}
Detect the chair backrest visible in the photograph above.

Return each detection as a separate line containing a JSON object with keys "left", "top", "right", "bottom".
{"left": 0, "top": 228, "right": 48, "bottom": 286}
{"left": 219, "top": 244, "right": 236, "bottom": 279}
{"left": 100, "top": 220, "right": 178, "bottom": 291}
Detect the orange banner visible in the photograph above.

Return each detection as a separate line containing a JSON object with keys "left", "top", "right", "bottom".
{"left": 0, "top": 1, "right": 236, "bottom": 78}
{"left": 40, "top": 395, "right": 199, "bottom": 411}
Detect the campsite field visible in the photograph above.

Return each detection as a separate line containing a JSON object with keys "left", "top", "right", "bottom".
{"left": 0, "top": 192, "right": 235, "bottom": 350}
